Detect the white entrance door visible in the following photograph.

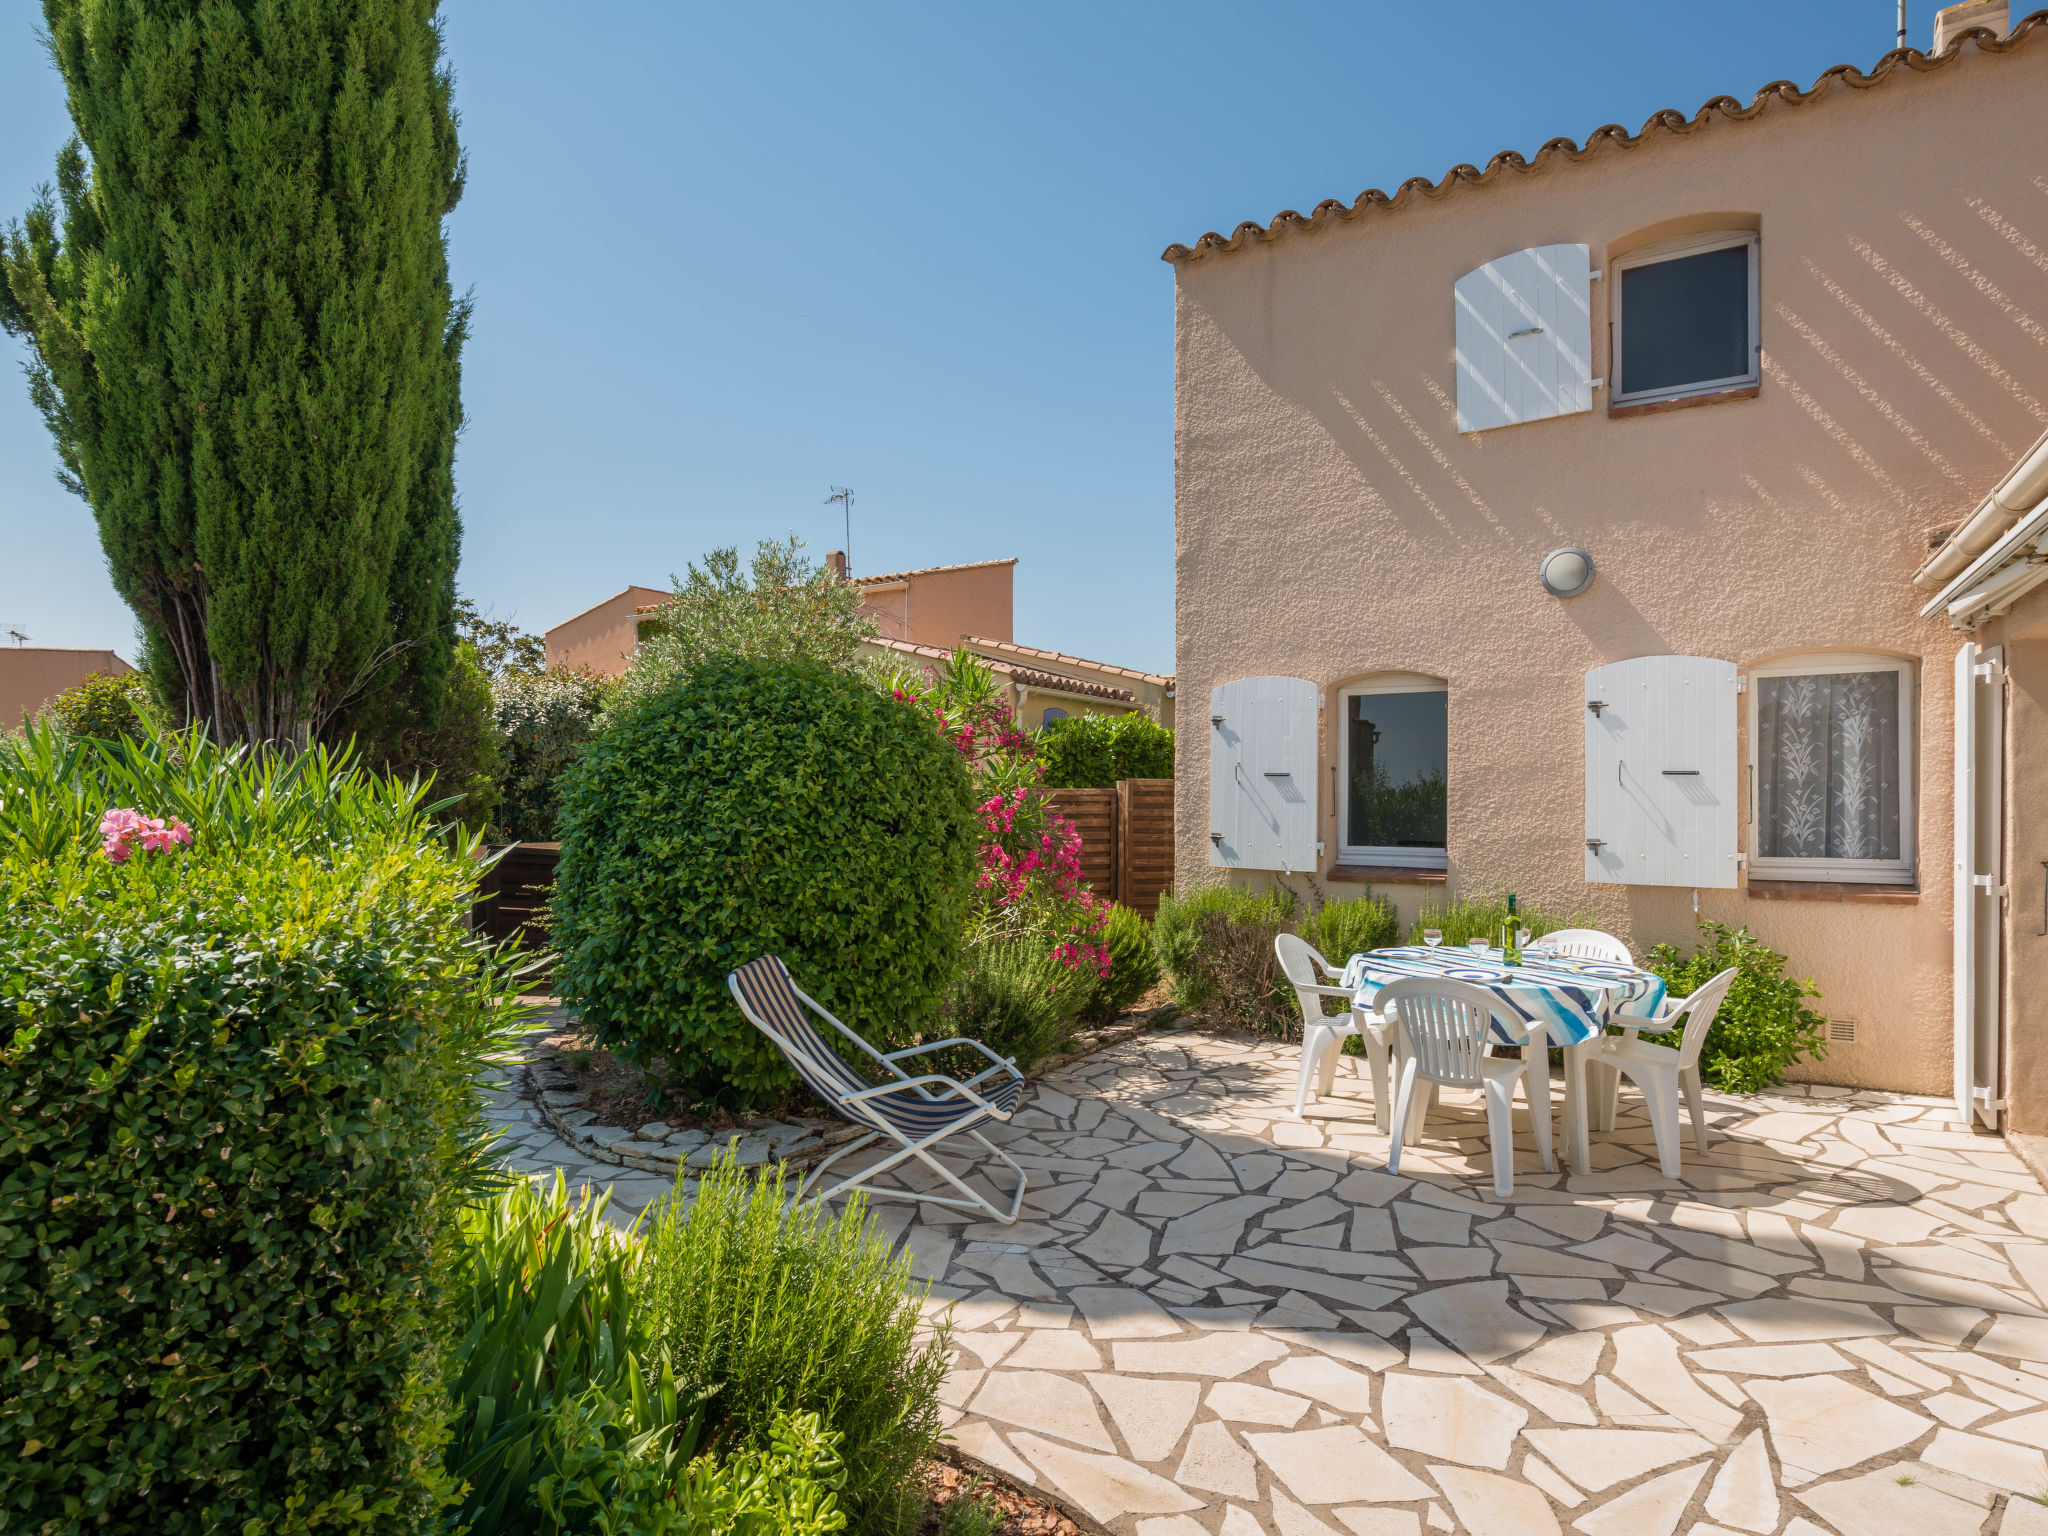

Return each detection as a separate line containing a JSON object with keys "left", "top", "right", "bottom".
{"left": 1955, "top": 641, "right": 2006, "bottom": 1129}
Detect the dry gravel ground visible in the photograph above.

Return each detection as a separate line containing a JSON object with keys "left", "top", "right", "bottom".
{"left": 484, "top": 1023, "right": 2048, "bottom": 1536}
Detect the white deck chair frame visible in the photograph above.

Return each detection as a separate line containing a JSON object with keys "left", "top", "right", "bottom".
{"left": 1276, "top": 933, "right": 1395, "bottom": 1130}
{"left": 1378, "top": 976, "right": 1555, "bottom": 1199}
{"left": 728, "top": 956, "right": 1029, "bottom": 1224}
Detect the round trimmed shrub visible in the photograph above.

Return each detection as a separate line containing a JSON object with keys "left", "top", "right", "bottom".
{"left": 552, "top": 657, "right": 978, "bottom": 1103}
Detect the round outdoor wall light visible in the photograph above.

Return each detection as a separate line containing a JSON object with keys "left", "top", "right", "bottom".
{"left": 1539, "top": 546, "right": 1595, "bottom": 598}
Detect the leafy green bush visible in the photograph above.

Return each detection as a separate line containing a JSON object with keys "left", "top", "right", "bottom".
{"left": 552, "top": 657, "right": 977, "bottom": 1105}
{"left": 350, "top": 641, "right": 506, "bottom": 834}
{"left": 620, "top": 538, "right": 876, "bottom": 714}
{"left": 940, "top": 941, "right": 1087, "bottom": 1072}
{"left": 1407, "top": 889, "right": 1584, "bottom": 948}
{"left": 1153, "top": 883, "right": 1295, "bottom": 1031}
{"left": 492, "top": 668, "right": 617, "bottom": 842}
{"left": 533, "top": 1405, "right": 847, "bottom": 1536}
{"left": 0, "top": 773, "right": 516, "bottom": 1533}
{"left": 0, "top": 717, "right": 443, "bottom": 862}
{"left": 447, "top": 1177, "right": 687, "bottom": 1536}
{"left": 44, "top": 669, "right": 154, "bottom": 740}
{"left": 1083, "top": 903, "right": 1161, "bottom": 1020}
{"left": 1644, "top": 920, "right": 1829, "bottom": 1093}
{"left": 640, "top": 1158, "right": 950, "bottom": 1536}
{"left": 1035, "top": 711, "right": 1174, "bottom": 789}
{"left": 1299, "top": 889, "right": 1400, "bottom": 966}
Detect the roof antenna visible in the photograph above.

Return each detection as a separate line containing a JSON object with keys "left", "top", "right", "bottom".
{"left": 3, "top": 625, "right": 30, "bottom": 647}
{"left": 824, "top": 486, "right": 854, "bottom": 574}
{"left": 1898, "top": 0, "right": 1908, "bottom": 50}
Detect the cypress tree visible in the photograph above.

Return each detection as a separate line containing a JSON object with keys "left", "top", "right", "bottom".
{"left": 0, "top": 1, "right": 467, "bottom": 745}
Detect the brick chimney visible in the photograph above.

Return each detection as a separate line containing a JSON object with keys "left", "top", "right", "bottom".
{"left": 826, "top": 550, "right": 848, "bottom": 577}
{"left": 1933, "top": 0, "right": 2008, "bottom": 53}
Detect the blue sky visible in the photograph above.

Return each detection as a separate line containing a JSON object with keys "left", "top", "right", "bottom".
{"left": 1, "top": 1, "right": 1928, "bottom": 675}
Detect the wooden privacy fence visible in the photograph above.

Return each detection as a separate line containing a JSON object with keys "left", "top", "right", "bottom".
{"left": 474, "top": 841, "right": 560, "bottom": 959}
{"left": 1046, "top": 777, "right": 1175, "bottom": 918}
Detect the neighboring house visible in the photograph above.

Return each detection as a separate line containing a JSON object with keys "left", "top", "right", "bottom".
{"left": 1168, "top": 6, "right": 2047, "bottom": 1114}
{"left": 830, "top": 553, "right": 1016, "bottom": 649}
{"left": 543, "top": 586, "right": 669, "bottom": 678}
{"left": 862, "top": 635, "right": 1155, "bottom": 726}
{"left": 1, "top": 648, "right": 134, "bottom": 727}
{"left": 958, "top": 637, "right": 1176, "bottom": 730}
{"left": 548, "top": 555, "right": 1175, "bottom": 727}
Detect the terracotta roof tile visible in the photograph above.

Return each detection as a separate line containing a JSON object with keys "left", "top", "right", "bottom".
{"left": 1163, "top": 15, "right": 2048, "bottom": 264}
{"left": 865, "top": 636, "right": 1135, "bottom": 702}
{"left": 962, "top": 635, "right": 1173, "bottom": 689}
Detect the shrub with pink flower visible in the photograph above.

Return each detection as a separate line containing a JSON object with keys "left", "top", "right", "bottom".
{"left": 99, "top": 806, "right": 194, "bottom": 864}
{"left": 886, "top": 651, "right": 1109, "bottom": 976}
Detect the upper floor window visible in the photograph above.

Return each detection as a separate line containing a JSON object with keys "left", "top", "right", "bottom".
{"left": 1750, "top": 654, "right": 1915, "bottom": 885}
{"left": 1613, "top": 232, "right": 1759, "bottom": 406}
{"left": 1339, "top": 676, "right": 1447, "bottom": 868}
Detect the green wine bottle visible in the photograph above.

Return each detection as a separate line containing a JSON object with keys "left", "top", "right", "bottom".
{"left": 1503, "top": 893, "right": 1521, "bottom": 964}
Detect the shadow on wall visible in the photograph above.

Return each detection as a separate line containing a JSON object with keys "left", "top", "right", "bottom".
{"left": 1186, "top": 153, "right": 2048, "bottom": 606}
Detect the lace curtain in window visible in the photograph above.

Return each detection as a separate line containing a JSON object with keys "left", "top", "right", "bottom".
{"left": 1756, "top": 670, "right": 1902, "bottom": 861}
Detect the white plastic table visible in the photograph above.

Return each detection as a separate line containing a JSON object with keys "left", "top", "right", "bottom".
{"left": 1345, "top": 945, "right": 1670, "bottom": 1176}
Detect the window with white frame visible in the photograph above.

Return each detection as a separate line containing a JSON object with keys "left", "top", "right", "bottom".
{"left": 1613, "top": 231, "right": 1760, "bottom": 406}
{"left": 1338, "top": 675, "right": 1447, "bottom": 868}
{"left": 1749, "top": 654, "right": 1915, "bottom": 884}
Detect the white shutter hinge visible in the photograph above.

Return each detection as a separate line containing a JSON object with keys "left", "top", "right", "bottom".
{"left": 1973, "top": 1087, "right": 2007, "bottom": 1109}
{"left": 1315, "top": 841, "right": 1325, "bottom": 856}
{"left": 1735, "top": 675, "right": 1747, "bottom": 693}
{"left": 1589, "top": 378, "right": 1605, "bottom": 390}
{"left": 1974, "top": 662, "right": 1997, "bottom": 680}
{"left": 1736, "top": 852, "right": 1748, "bottom": 868}
{"left": 1590, "top": 269, "right": 1603, "bottom": 280}
{"left": 1972, "top": 874, "right": 1996, "bottom": 890}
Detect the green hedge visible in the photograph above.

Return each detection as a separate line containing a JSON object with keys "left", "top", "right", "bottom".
{"left": 551, "top": 657, "right": 978, "bottom": 1105}
{"left": 0, "top": 732, "right": 514, "bottom": 1534}
{"left": 1645, "top": 921, "right": 1829, "bottom": 1093}
{"left": 491, "top": 669, "right": 616, "bottom": 843}
{"left": 1034, "top": 712, "right": 1173, "bottom": 789}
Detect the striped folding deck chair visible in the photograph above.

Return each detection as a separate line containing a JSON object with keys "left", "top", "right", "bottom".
{"left": 728, "top": 955, "right": 1029, "bottom": 1224}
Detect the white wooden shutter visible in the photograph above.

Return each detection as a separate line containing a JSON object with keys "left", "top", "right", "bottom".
{"left": 1210, "top": 676, "right": 1318, "bottom": 873}
{"left": 1955, "top": 641, "right": 2005, "bottom": 1128}
{"left": 1584, "top": 656, "right": 1738, "bottom": 888}
{"left": 1455, "top": 243, "right": 1595, "bottom": 433}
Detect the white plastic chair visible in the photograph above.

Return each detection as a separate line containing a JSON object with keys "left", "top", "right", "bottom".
{"left": 1378, "top": 976, "right": 1555, "bottom": 1199}
{"left": 1540, "top": 928, "right": 1634, "bottom": 964}
{"left": 1277, "top": 934, "right": 1394, "bottom": 1129}
{"left": 1588, "top": 967, "right": 1738, "bottom": 1176}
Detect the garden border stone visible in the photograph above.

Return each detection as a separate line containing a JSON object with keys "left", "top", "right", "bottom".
{"left": 515, "top": 1002, "right": 1178, "bottom": 1176}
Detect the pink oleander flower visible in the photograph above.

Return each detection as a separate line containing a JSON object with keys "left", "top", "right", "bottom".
{"left": 99, "top": 806, "right": 193, "bottom": 862}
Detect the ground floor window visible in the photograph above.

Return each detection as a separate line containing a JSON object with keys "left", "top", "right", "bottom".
{"left": 1339, "top": 675, "right": 1447, "bottom": 868}
{"left": 1750, "top": 653, "right": 1915, "bottom": 883}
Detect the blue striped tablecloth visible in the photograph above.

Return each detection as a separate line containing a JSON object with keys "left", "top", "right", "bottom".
{"left": 1342, "top": 945, "right": 1667, "bottom": 1048}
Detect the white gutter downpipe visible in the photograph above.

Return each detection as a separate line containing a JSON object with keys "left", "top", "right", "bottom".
{"left": 1916, "top": 426, "right": 2048, "bottom": 588}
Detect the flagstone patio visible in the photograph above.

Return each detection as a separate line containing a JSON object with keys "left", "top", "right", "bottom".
{"left": 485, "top": 1022, "right": 2048, "bottom": 1536}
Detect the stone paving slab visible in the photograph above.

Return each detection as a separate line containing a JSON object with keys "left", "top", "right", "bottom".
{"left": 484, "top": 1022, "right": 2048, "bottom": 1536}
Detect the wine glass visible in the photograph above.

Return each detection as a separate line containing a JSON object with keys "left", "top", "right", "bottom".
{"left": 1467, "top": 937, "right": 1490, "bottom": 956}
{"left": 1517, "top": 927, "right": 1532, "bottom": 950}
{"left": 1423, "top": 929, "right": 1443, "bottom": 949}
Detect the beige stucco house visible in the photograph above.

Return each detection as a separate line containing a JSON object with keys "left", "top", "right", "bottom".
{"left": 1, "top": 647, "right": 135, "bottom": 727}
{"left": 548, "top": 554, "right": 1175, "bottom": 728}
{"left": 1170, "top": 8, "right": 2048, "bottom": 1122}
